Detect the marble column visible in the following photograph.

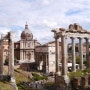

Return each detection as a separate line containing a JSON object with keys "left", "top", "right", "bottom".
{"left": 23, "top": 51, "right": 24, "bottom": 60}
{"left": 71, "top": 37, "right": 76, "bottom": 72}
{"left": 55, "top": 37, "right": 60, "bottom": 75}
{"left": 85, "top": 38, "right": 90, "bottom": 68}
{"left": 20, "top": 50, "right": 23, "bottom": 60}
{"left": 25, "top": 51, "right": 27, "bottom": 59}
{"left": 46, "top": 54, "right": 48, "bottom": 73}
{"left": 8, "top": 32, "right": 15, "bottom": 82}
{"left": 23, "top": 51, "right": 25, "bottom": 60}
{"left": 0, "top": 40, "right": 4, "bottom": 75}
{"left": 79, "top": 38, "right": 83, "bottom": 70}
{"left": 61, "top": 36, "right": 67, "bottom": 75}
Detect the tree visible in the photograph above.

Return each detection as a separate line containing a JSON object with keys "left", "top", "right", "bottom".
{"left": 76, "top": 56, "right": 80, "bottom": 64}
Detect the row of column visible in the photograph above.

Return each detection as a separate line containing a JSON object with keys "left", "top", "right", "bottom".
{"left": 55, "top": 36, "right": 90, "bottom": 76}
{"left": 20, "top": 51, "right": 30, "bottom": 60}
{"left": 71, "top": 37, "right": 90, "bottom": 72}
{"left": 20, "top": 41, "right": 34, "bottom": 49}
{"left": 20, "top": 51, "right": 34, "bottom": 61}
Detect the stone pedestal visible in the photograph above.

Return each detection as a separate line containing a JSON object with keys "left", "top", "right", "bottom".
{"left": 56, "top": 75, "right": 70, "bottom": 90}
{"left": 81, "top": 76, "right": 88, "bottom": 88}
{"left": 72, "top": 77, "right": 81, "bottom": 89}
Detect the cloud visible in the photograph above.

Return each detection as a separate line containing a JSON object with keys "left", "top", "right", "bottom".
{"left": 14, "top": 30, "right": 22, "bottom": 41}
{"left": 0, "top": 0, "right": 90, "bottom": 43}
{"left": 0, "top": 27, "right": 10, "bottom": 34}
{"left": 42, "top": 0, "right": 50, "bottom": 5}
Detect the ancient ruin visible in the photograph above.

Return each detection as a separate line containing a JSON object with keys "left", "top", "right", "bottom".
{"left": 0, "top": 31, "right": 18, "bottom": 90}
{"left": 52, "top": 23, "right": 90, "bottom": 90}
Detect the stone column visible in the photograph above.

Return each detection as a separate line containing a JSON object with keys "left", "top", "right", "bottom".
{"left": 55, "top": 37, "right": 60, "bottom": 75}
{"left": 61, "top": 36, "right": 67, "bottom": 75}
{"left": 85, "top": 38, "right": 90, "bottom": 68}
{"left": 79, "top": 38, "right": 83, "bottom": 70}
{"left": 8, "top": 32, "right": 15, "bottom": 83}
{"left": 25, "top": 51, "right": 27, "bottom": 59}
{"left": 20, "top": 50, "right": 23, "bottom": 60}
{"left": 23, "top": 51, "right": 25, "bottom": 60}
{"left": 46, "top": 54, "right": 48, "bottom": 73}
{"left": 23, "top": 42, "right": 24, "bottom": 48}
{"left": 24, "top": 51, "right": 25, "bottom": 60}
{"left": 71, "top": 37, "right": 76, "bottom": 72}
{"left": 0, "top": 40, "right": 4, "bottom": 75}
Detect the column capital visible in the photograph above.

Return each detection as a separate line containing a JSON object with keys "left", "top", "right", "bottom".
{"left": 61, "top": 35, "right": 67, "bottom": 39}
{"left": 55, "top": 36, "right": 59, "bottom": 39}
{"left": 54, "top": 32, "right": 60, "bottom": 39}
{"left": 70, "top": 37, "right": 75, "bottom": 39}
{"left": 84, "top": 38, "right": 89, "bottom": 41}
{"left": 78, "top": 37, "right": 83, "bottom": 40}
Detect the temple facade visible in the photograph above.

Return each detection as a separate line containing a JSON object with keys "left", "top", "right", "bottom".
{"left": 14, "top": 24, "right": 40, "bottom": 63}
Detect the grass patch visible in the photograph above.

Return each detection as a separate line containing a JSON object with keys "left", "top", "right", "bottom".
{"left": 15, "top": 71, "right": 30, "bottom": 84}
{"left": 68, "top": 69, "right": 90, "bottom": 79}
{"left": 0, "top": 81, "right": 13, "bottom": 90}
{"left": 32, "top": 72, "right": 48, "bottom": 81}
{"left": 14, "top": 69, "right": 32, "bottom": 90}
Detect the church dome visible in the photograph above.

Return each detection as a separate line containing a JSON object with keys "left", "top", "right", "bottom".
{"left": 21, "top": 23, "right": 33, "bottom": 40}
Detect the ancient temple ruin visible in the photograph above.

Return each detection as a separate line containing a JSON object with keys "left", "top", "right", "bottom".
{"left": 52, "top": 23, "right": 90, "bottom": 90}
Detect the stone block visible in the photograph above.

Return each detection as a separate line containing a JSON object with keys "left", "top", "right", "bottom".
{"left": 81, "top": 76, "right": 89, "bottom": 88}
{"left": 72, "top": 77, "right": 81, "bottom": 88}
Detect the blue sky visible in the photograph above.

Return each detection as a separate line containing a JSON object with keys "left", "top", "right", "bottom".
{"left": 0, "top": 0, "right": 90, "bottom": 44}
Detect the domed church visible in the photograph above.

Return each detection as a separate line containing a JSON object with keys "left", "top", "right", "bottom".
{"left": 14, "top": 23, "right": 40, "bottom": 63}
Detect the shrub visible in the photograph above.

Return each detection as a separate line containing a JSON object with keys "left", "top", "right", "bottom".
{"left": 32, "top": 72, "right": 47, "bottom": 81}
{"left": 68, "top": 68, "right": 90, "bottom": 80}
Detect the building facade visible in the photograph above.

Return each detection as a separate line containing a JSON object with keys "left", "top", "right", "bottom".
{"left": 35, "top": 41, "right": 61, "bottom": 73}
{"left": 14, "top": 24, "right": 40, "bottom": 63}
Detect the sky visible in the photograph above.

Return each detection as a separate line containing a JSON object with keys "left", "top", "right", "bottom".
{"left": 0, "top": 0, "right": 90, "bottom": 44}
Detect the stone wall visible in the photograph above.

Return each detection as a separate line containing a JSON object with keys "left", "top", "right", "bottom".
{"left": 55, "top": 75, "right": 90, "bottom": 90}
{"left": 71, "top": 75, "right": 90, "bottom": 90}
{"left": 20, "top": 63, "right": 37, "bottom": 71}
{"left": 55, "top": 75, "right": 70, "bottom": 90}
{"left": 0, "top": 75, "right": 11, "bottom": 81}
